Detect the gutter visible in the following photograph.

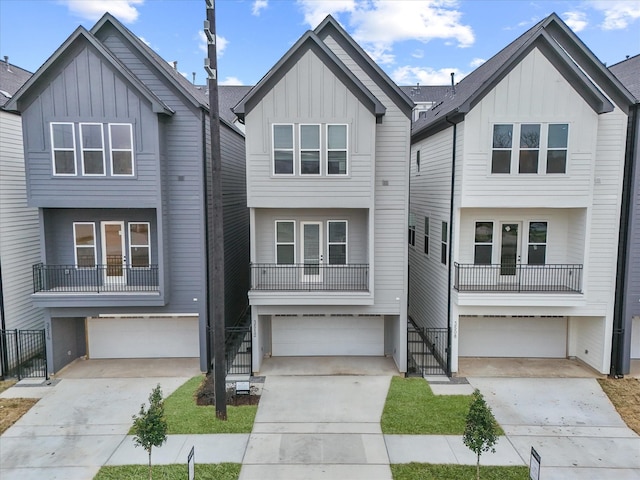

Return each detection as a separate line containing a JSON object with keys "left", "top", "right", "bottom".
{"left": 445, "top": 115, "right": 457, "bottom": 377}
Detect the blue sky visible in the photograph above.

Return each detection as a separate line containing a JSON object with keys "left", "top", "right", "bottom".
{"left": 1, "top": 0, "right": 639, "bottom": 86}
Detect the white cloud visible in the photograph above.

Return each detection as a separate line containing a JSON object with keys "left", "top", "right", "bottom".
{"left": 469, "top": 57, "right": 485, "bottom": 68}
{"left": 296, "top": 0, "right": 356, "bottom": 28}
{"left": 252, "top": 0, "right": 268, "bottom": 16}
{"left": 504, "top": 16, "right": 540, "bottom": 30}
{"left": 412, "top": 49, "right": 424, "bottom": 59}
{"left": 590, "top": 0, "right": 640, "bottom": 30}
{"left": 220, "top": 76, "right": 244, "bottom": 85}
{"left": 392, "top": 65, "right": 467, "bottom": 86}
{"left": 562, "top": 11, "right": 588, "bottom": 32}
{"left": 138, "top": 36, "right": 152, "bottom": 48}
{"left": 60, "top": 0, "right": 143, "bottom": 23}
{"left": 198, "top": 31, "right": 228, "bottom": 57}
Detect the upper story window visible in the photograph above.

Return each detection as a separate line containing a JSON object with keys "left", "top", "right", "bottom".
{"left": 51, "top": 123, "right": 76, "bottom": 175}
{"left": 416, "top": 150, "right": 421, "bottom": 173}
{"left": 408, "top": 213, "right": 416, "bottom": 247}
{"left": 327, "top": 124, "right": 348, "bottom": 175}
{"left": 441, "top": 221, "right": 448, "bottom": 265}
{"left": 274, "top": 124, "right": 294, "bottom": 175}
{"left": 474, "top": 222, "right": 493, "bottom": 264}
{"left": 80, "top": 123, "right": 105, "bottom": 175}
{"left": 424, "top": 216, "right": 429, "bottom": 255}
{"left": 528, "top": 221, "right": 547, "bottom": 265}
{"left": 327, "top": 220, "right": 347, "bottom": 264}
{"left": 73, "top": 222, "right": 96, "bottom": 267}
{"left": 300, "top": 125, "right": 320, "bottom": 175}
{"left": 129, "top": 222, "right": 151, "bottom": 268}
{"left": 109, "top": 124, "right": 134, "bottom": 176}
{"left": 491, "top": 123, "right": 568, "bottom": 175}
{"left": 275, "top": 220, "right": 295, "bottom": 264}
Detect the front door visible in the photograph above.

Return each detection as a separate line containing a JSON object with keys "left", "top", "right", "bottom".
{"left": 499, "top": 222, "right": 520, "bottom": 276}
{"left": 301, "top": 222, "right": 323, "bottom": 282}
{"left": 101, "top": 221, "right": 126, "bottom": 285}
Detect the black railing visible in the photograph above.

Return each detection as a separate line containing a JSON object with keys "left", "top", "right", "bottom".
{"left": 1, "top": 329, "right": 47, "bottom": 379}
{"left": 33, "top": 263, "right": 159, "bottom": 293}
{"left": 251, "top": 263, "right": 369, "bottom": 291}
{"left": 225, "top": 325, "right": 252, "bottom": 376}
{"left": 407, "top": 319, "right": 448, "bottom": 376}
{"left": 454, "top": 263, "right": 583, "bottom": 293}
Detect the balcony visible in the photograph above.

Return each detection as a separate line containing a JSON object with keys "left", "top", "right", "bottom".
{"left": 251, "top": 263, "right": 369, "bottom": 292}
{"left": 454, "top": 263, "right": 583, "bottom": 293}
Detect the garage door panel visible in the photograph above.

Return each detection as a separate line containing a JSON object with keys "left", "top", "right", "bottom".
{"left": 459, "top": 316, "right": 567, "bottom": 358}
{"left": 87, "top": 317, "right": 199, "bottom": 359}
{"left": 272, "top": 316, "right": 384, "bottom": 356}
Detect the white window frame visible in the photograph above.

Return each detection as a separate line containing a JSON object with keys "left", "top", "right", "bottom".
{"left": 441, "top": 221, "right": 448, "bottom": 265}
{"left": 518, "top": 123, "right": 541, "bottom": 174}
{"left": 408, "top": 213, "right": 416, "bottom": 247}
{"left": 109, "top": 123, "right": 135, "bottom": 177}
{"left": 275, "top": 220, "right": 296, "bottom": 264}
{"left": 527, "top": 221, "right": 548, "bottom": 265}
{"left": 299, "top": 124, "right": 321, "bottom": 176}
{"left": 80, "top": 123, "right": 105, "bottom": 176}
{"left": 473, "top": 221, "right": 494, "bottom": 265}
{"left": 273, "top": 124, "right": 295, "bottom": 176}
{"left": 128, "top": 222, "right": 151, "bottom": 268}
{"left": 73, "top": 222, "right": 96, "bottom": 268}
{"left": 326, "top": 124, "right": 348, "bottom": 176}
{"left": 545, "top": 124, "right": 569, "bottom": 174}
{"left": 327, "top": 220, "right": 348, "bottom": 265}
{"left": 50, "top": 122, "right": 77, "bottom": 176}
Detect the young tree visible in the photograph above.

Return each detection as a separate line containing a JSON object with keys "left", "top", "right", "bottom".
{"left": 132, "top": 384, "right": 168, "bottom": 480}
{"left": 463, "top": 389, "right": 499, "bottom": 480}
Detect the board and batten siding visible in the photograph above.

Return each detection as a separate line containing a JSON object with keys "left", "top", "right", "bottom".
{"left": 0, "top": 110, "right": 45, "bottom": 331}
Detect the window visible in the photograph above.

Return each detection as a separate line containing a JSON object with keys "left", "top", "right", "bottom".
{"left": 51, "top": 123, "right": 76, "bottom": 175}
{"left": 546, "top": 124, "right": 568, "bottom": 173}
{"left": 519, "top": 124, "right": 540, "bottom": 174}
{"left": 327, "top": 124, "right": 347, "bottom": 175}
{"left": 327, "top": 221, "right": 347, "bottom": 264}
{"left": 491, "top": 124, "right": 512, "bottom": 174}
{"left": 441, "top": 221, "right": 448, "bottom": 265}
{"left": 300, "top": 124, "right": 320, "bottom": 175}
{"left": 73, "top": 222, "right": 96, "bottom": 267}
{"left": 273, "top": 124, "right": 294, "bottom": 175}
{"left": 109, "top": 123, "right": 134, "bottom": 176}
{"left": 275, "top": 221, "right": 295, "bottom": 264}
{"left": 408, "top": 213, "right": 416, "bottom": 247}
{"left": 80, "top": 123, "right": 105, "bottom": 175}
{"left": 528, "top": 222, "right": 547, "bottom": 265}
{"left": 416, "top": 150, "right": 421, "bottom": 173}
{"left": 424, "top": 217, "right": 429, "bottom": 255}
{"left": 129, "top": 223, "right": 150, "bottom": 267}
{"left": 474, "top": 222, "right": 493, "bottom": 264}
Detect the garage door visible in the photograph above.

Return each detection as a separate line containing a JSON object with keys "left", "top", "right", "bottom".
{"left": 632, "top": 316, "right": 640, "bottom": 359}
{"left": 272, "top": 315, "right": 384, "bottom": 356}
{"left": 87, "top": 316, "right": 199, "bottom": 358}
{"left": 459, "top": 316, "right": 567, "bottom": 358}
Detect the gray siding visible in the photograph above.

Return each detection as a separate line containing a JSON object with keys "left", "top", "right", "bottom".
{"left": 0, "top": 110, "right": 45, "bottom": 330}
{"left": 50, "top": 316, "right": 85, "bottom": 373}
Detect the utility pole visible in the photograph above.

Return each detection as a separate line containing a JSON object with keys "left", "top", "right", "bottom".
{"left": 204, "top": 0, "right": 226, "bottom": 420}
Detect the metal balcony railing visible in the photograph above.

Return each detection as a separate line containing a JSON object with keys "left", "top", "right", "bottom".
{"left": 454, "top": 263, "right": 583, "bottom": 293}
{"left": 33, "top": 263, "right": 159, "bottom": 293}
{"left": 251, "top": 263, "right": 369, "bottom": 291}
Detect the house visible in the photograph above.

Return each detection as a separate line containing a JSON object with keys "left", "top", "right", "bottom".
{"left": 233, "top": 15, "right": 412, "bottom": 374}
{"left": 610, "top": 54, "right": 640, "bottom": 376}
{"left": 0, "top": 59, "right": 46, "bottom": 376}
{"left": 4, "top": 14, "right": 249, "bottom": 374}
{"left": 408, "top": 13, "right": 635, "bottom": 375}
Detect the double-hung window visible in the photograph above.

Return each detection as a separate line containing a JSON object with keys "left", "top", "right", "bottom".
{"left": 491, "top": 124, "right": 513, "bottom": 174}
{"left": 109, "top": 123, "right": 134, "bottom": 176}
{"left": 275, "top": 221, "right": 295, "bottom": 264}
{"left": 408, "top": 213, "right": 416, "bottom": 247}
{"left": 73, "top": 222, "right": 96, "bottom": 267}
{"left": 300, "top": 124, "right": 320, "bottom": 175}
{"left": 441, "top": 221, "right": 448, "bottom": 265}
{"left": 327, "top": 221, "right": 347, "bottom": 265}
{"left": 528, "top": 222, "right": 547, "bottom": 265}
{"left": 80, "top": 123, "right": 105, "bottom": 175}
{"left": 474, "top": 222, "right": 493, "bottom": 264}
{"left": 416, "top": 150, "right": 421, "bottom": 173}
{"left": 519, "top": 124, "right": 540, "bottom": 173}
{"left": 129, "top": 222, "right": 150, "bottom": 267}
{"left": 327, "top": 124, "right": 347, "bottom": 175}
{"left": 546, "top": 124, "right": 568, "bottom": 173}
{"left": 424, "top": 217, "right": 429, "bottom": 255}
{"left": 273, "top": 124, "right": 294, "bottom": 175}
{"left": 51, "top": 122, "right": 76, "bottom": 175}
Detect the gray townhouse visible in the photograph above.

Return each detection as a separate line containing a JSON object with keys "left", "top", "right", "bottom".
{"left": 233, "top": 15, "right": 412, "bottom": 374}
{"left": 5, "top": 13, "right": 249, "bottom": 374}
{"left": 610, "top": 54, "right": 640, "bottom": 376}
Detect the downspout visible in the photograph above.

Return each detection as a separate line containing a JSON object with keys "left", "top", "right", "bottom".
{"left": 201, "top": 110, "right": 212, "bottom": 373}
{"left": 611, "top": 104, "right": 638, "bottom": 378}
{"left": 445, "top": 114, "right": 457, "bottom": 377}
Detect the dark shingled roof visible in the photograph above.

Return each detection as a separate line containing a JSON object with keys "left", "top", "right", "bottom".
{"left": 610, "top": 54, "right": 640, "bottom": 102}
{"left": 0, "top": 61, "right": 32, "bottom": 108}
{"left": 196, "top": 85, "right": 253, "bottom": 125}
{"left": 400, "top": 85, "right": 450, "bottom": 104}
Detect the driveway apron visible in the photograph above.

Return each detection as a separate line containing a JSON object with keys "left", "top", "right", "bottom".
{"left": 240, "top": 375, "right": 392, "bottom": 480}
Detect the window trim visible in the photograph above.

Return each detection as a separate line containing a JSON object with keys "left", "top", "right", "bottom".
{"left": 79, "top": 123, "right": 106, "bottom": 176}
{"left": 327, "top": 220, "right": 348, "bottom": 265}
{"left": 326, "top": 124, "right": 348, "bottom": 176}
{"left": 408, "top": 213, "right": 416, "bottom": 247}
{"left": 109, "top": 123, "right": 135, "bottom": 177}
{"left": 299, "top": 124, "right": 321, "bottom": 176}
{"left": 473, "top": 221, "right": 494, "bottom": 265}
{"left": 273, "top": 123, "right": 295, "bottom": 176}
{"left": 423, "top": 216, "right": 429, "bottom": 255}
{"left": 545, "top": 123, "right": 569, "bottom": 174}
{"left": 128, "top": 222, "right": 151, "bottom": 269}
{"left": 416, "top": 150, "right": 421, "bottom": 174}
{"left": 275, "top": 220, "right": 296, "bottom": 264}
{"left": 441, "top": 221, "right": 448, "bottom": 265}
{"left": 50, "top": 122, "right": 77, "bottom": 176}
{"left": 73, "top": 222, "right": 96, "bottom": 268}
{"left": 527, "top": 220, "right": 548, "bottom": 265}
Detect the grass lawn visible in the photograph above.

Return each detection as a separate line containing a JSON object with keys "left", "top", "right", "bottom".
{"left": 381, "top": 377, "right": 503, "bottom": 435}
{"left": 131, "top": 375, "right": 257, "bottom": 434}
{"left": 391, "top": 463, "right": 529, "bottom": 480}
{"left": 94, "top": 463, "right": 240, "bottom": 480}
{"left": 0, "top": 379, "right": 39, "bottom": 435}
{"left": 598, "top": 377, "right": 640, "bottom": 435}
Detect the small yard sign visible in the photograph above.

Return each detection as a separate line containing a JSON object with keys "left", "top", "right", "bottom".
{"left": 236, "top": 381, "right": 250, "bottom": 395}
{"left": 187, "top": 446, "right": 195, "bottom": 480}
{"left": 529, "top": 447, "right": 541, "bottom": 480}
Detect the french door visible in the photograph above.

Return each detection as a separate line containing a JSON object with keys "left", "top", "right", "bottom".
{"left": 301, "top": 222, "right": 323, "bottom": 282}
{"left": 499, "top": 222, "right": 521, "bottom": 276}
{"left": 101, "top": 221, "right": 126, "bottom": 285}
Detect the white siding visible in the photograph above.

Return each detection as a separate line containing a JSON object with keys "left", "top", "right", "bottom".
{"left": 568, "top": 316, "right": 607, "bottom": 371}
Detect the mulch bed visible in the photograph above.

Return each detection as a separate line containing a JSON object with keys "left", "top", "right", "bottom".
{"left": 196, "top": 373, "right": 260, "bottom": 407}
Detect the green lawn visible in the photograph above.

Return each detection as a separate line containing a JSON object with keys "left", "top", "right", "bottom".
{"left": 381, "top": 377, "right": 503, "bottom": 435}
{"left": 391, "top": 463, "right": 529, "bottom": 480}
{"left": 94, "top": 463, "right": 240, "bottom": 480}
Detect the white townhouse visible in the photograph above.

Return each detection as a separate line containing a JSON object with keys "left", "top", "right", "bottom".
{"left": 408, "top": 13, "right": 635, "bottom": 374}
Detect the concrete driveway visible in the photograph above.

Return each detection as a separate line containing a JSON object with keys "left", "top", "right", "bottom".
{"left": 469, "top": 377, "right": 640, "bottom": 480}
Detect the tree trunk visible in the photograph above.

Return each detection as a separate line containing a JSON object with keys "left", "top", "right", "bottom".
{"left": 476, "top": 452, "right": 480, "bottom": 480}
{"left": 148, "top": 448, "right": 152, "bottom": 480}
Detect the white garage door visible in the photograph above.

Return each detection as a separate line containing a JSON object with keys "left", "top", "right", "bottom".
{"left": 272, "top": 315, "right": 384, "bottom": 356}
{"left": 87, "top": 316, "right": 199, "bottom": 359}
{"left": 632, "top": 316, "right": 640, "bottom": 359}
{"left": 459, "top": 316, "right": 567, "bottom": 358}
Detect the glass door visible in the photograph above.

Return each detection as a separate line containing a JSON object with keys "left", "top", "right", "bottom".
{"left": 101, "top": 221, "right": 126, "bottom": 285}
{"left": 301, "top": 222, "right": 323, "bottom": 282}
{"left": 499, "top": 222, "right": 520, "bottom": 276}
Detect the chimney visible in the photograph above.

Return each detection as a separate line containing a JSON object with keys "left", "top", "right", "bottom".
{"left": 3, "top": 55, "right": 11, "bottom": 72}
{"left": 172, "top": 61, "right": 178, "bottom": 70}
{"left": 192, "top": 72, "right": 196, "bottom": 84}
{"left": 450, "top": 72, "right": 456, "bottom": 95}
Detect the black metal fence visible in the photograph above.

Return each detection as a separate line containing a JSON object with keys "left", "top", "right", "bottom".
{"left": 225, "top": 325, "right": 252, "bottom": 376}
{"left": 251, "top": 263, "right": 369, "bottom": 291}
{"left": 454, "top": 263, "right": 583, "bottom": 293}
{"left": 407, "top": 319, "right": 448, "bottom": 376}
{"left": 0, "top": 329, "right": 47, "bottom": 379}
{"left": 33, "top": 263, "right": 159, "bottom": 293}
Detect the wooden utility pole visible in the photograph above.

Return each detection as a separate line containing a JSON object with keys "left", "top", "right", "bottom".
{"left": 204, "top": 0, "right": 226, "bottom": 420}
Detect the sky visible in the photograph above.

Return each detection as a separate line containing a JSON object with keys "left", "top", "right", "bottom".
{"left": 1, "top": 0, "right": 639, "bottom": 87}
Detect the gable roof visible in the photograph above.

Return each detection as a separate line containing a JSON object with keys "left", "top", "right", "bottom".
{"left": 0, "top": 61, "right": 31, "bottom": 108}
{"left": 610, "top": 54, "right": 640, "bottom": 101}
{"left": 412, "top": 13, "right": 635, "bottom": 141}
{"left": 400, "top": 85, "right": 450, "bottom": 104}
{"left": 233, "top": 22, "right": 386, "bottom": 121}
